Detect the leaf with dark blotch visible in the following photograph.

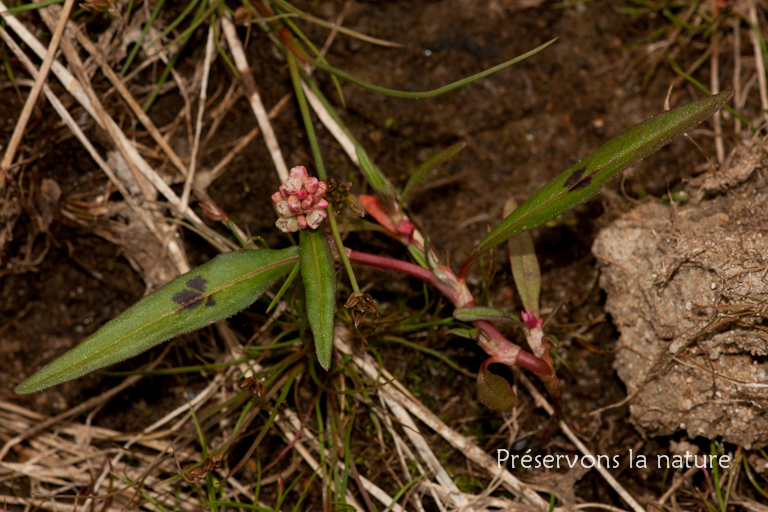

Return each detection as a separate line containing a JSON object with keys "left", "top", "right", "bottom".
{"left": 462, "top": 90, "right": 733, "bottom": 275}
{"left": 477, "top": 359, "right": 519, "bottom": 411}
{"left": 300, "top": 229, "right": 337, "bottom": 370}
{"left": 15, "top": 247, "right": 299, "bottom": 394}
{"left": 504, "top": 198, "right": 541, "bottom": 313}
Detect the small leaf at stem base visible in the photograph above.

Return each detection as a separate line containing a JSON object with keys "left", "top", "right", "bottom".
{"left": 477, "top": 359, "right": 519, "bottom": 411}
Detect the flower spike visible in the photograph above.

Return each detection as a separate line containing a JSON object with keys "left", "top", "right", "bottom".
{"left": 273, "top": 166, "right": 329, "bottom": 232}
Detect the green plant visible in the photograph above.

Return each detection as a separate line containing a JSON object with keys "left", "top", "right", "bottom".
{"left": 14, "top": 3, "right": 733, "bottom": 417}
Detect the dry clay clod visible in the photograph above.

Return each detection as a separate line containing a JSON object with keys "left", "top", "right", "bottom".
{"left": 593, "top": 138, "right": 768, "bottom": 449}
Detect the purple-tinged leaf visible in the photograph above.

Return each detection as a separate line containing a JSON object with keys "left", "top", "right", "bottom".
{"left": 477, "top": 358, "right": 519, "bottom": 411}
{"left": 504, "top": 198, "right": 541, "bottom": 313}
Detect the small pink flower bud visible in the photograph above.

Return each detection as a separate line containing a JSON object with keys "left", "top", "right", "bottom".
{"left": 276, "top": 216, "right": 300, "bottom": 233}
{"left": 273, "top": 167, "right": 328, "bottom": 231}
{"left": 284, "top": 176, "right": 303, "bottom": 194}
{"left": 304, "top": 177, "right": 319, "bottom": 194}
{"left": 287, "top": 195, "right": 302, "bottom": 214}
{"left": 275, "top": 201, "right": 292, "bottom": 217}
{"left": 289, "top": 166, "right": 308, "bottom": 179}
{"left": 522, "top": 310, "right": 544, "bottom": 330}
{"left": 306, "top": 209, "right": 327, "bottom": 229}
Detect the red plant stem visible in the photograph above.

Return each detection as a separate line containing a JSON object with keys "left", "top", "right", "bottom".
{"left": 346, "top": 250, "right": 459, "bottom": 301}
{"left": 346, "top": 249, "right": 553, "bottom": 377}
{"left": 475, "top": 320, "right": 552, "bottom": 376}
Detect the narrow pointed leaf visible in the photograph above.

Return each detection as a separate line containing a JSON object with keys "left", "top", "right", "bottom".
{"left": 356, "top": 145, "right": 397, "bottom": 200}
{"left": 477, "top": 359, "right": 519, "bottom": 411}
{"left": 453, "top": 306, "right": 520, "bottom": 324}
{"left": 300, "top": 229, "right": 337, "bottom": 370}
{"left": 16, "top": 247, "right": 300, "bottom": 394}
{"left": 400, "top": 142, "right": 466, "bottom": 207}
{"left": 504, "top": 198, "right": 541, "bottom": 313}
{"left": 462, "top": 90, "right": 733, "bottom": 275}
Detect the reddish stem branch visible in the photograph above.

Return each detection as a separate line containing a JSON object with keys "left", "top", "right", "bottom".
{"left": 346, "top": 249, "right": 553, "bottom": 377}
{"left": 475, "top": 320, "right": 552, "bottom": 376}
{"left": 346, "top": 250, "right": 459, "bottom": 302}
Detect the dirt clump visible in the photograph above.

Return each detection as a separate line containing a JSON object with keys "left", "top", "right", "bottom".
{"left": 592, "top": 138, "right": 768, "bottom": 449}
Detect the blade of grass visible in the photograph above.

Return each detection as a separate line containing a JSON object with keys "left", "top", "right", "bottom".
{"left": 399, "top": 142, "right": 466, "bottom": 208}
{"left": 379, "top": 336, "right": 477, "bottom": 378}
{"left": 296, "top": 38, "right": 557, "bottom": 99}
{"left": 121, "top": 0, "right": 166, "bottom": 76}
{"left": 271, "top": 0, "right": 401, "bottom": 48}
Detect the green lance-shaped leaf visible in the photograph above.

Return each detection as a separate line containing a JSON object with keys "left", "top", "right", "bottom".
{"left": 504, "top": 198, "right": 541, "bottom": 313}
{"left": 300, "top": 229, "right": 337, "bottom": 370}
{"left": 461, "top": 90, "right": 733, "bottom": 277}
{"left": 15, "top": 247, "right": 300, "bottom": 394}
{"left": 477, "top": 358, "right": 519, "bottom": 411}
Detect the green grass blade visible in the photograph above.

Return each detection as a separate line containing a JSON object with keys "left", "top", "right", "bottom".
{"left": 300, "top": 229, "right": 337, "bottom": 370}
{"left": 15, "top": 247, "right": 299, "bottom": 393}
{"left": 121, "top": 0, "right": 166, "bottom": 77}
{"left": 356, "top": 145, "right": 397, "bottom": 200}
{"left": 0, "top": 0, "right": 64, "bottom": 15}
{"left": 460, "top": 90, "right": 733, "bottom": 278}
{"left": 304, "top": 38, "right": 557, "bottom": 99}
{"left": 400, "top": 142, "right": 466, "bottom": 207}
{"left": 267, "top": 260, "right": 300, "bottom": 313}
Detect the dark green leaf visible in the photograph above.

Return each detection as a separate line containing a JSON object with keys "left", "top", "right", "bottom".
{"left": 16, "top": 247, "right": 300, "bottom": 394}
{"left": 300, "top": 229, "right": 337, "bottom": 370}
{"left": 477, "top": 359, "right": 519, "bottom": 411}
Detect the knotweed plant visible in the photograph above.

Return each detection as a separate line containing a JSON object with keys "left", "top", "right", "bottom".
{"left": 16, "top": 85, "right": 732, "bottom": 416}
{"left": 8, "top": 0, "right": 732, "bottom": 421}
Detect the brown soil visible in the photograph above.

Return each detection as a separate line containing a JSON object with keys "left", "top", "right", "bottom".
{"left": 2, "top": 0, "right": 767, "bottom": 510}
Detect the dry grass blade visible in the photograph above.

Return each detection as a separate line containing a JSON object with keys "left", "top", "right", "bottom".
{"left": 0, "top": 0, "right": 77, "bottom": 189}
{"left": 333, "top": 325, "right": 549, "bottom": 509}
{"left": 180, "top": 24, "right": 216, "bottom": 211}
{"left": 747, "top": 0, "right": 768, "bottom": 126}
{"left": 68, "top": 25, "right": 190, "bottom": 179}
{"left": 0, "top": 23, "right": 183, "bottom": 286}
{"left": 0, "top": 344, "right": 172, "bottom": 462}
{"left": 381, "top": 394, "right": 473, "bottom": 511}
{"left": 515, "top": 371, "right": 644, "bottom": 512}
{"left": 221, "top": 13, "right": 289, "bottom": 182}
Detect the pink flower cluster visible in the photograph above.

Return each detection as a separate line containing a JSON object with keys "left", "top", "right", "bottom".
{"left": 521, "top": 310, "right": 543, "bottom": 330}
{"left": 272, "top": 166, "right": 329, "bottom": 232}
